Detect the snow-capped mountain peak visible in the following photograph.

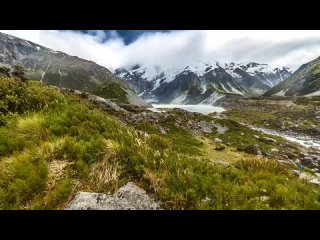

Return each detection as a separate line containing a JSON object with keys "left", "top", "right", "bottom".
{"left": 115, "top": 61, "right": 292, "bottom": 105}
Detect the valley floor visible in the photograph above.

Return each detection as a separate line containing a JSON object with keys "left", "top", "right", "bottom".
{"left": 1, "top": 78, "right": 320, "bottom": 209}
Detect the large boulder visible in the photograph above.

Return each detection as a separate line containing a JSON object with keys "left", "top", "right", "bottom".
{"left": 65, "top": 182, "right": 161, "bottom": 210}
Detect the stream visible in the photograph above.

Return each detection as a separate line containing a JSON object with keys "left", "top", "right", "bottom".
{"left": 247, "top": 125, "right": 320, "bottom": 150}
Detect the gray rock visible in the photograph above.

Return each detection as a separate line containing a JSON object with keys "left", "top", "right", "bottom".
{"left": 125, "top": 88, "right": 151, "bottom": 107}
{"left": 310, "top": 155, "right": 320, "bottom": 161}
{"left": 159, "top": 126, "right": 167, "bottom": 135}
{"left": 301, "top": 157, "right": 313, "bottom": 164}
{"left": 214, "top": 138, "right": 223, "bottom": 144}
{"left": 298, "top": 173, "right": 320, "bottom": 186}
{"left": 293, "top": 170, "right": 301, "bottom": 176}
{"left": 261, "top": 137, "right": 277, "bottom": 143}
{"left": 65, "top": 182, "right": 161, "bottom": 210}
{"left": 87, "top": 94, "right": 127, "bottom": 112}
{"left": 308, "top": 178, "right": 320, "bottom": 185}
{"left": 198, "top": 121, "right": 213, "bottom": 134}
{"left": 300, "top": 152, "right": 309, "bottom": 157}
{"left": 213, "top": 123, "right": 228, "bottom": 134}
{"left": 270, "top": 148, "right": 279, "bottom": 153}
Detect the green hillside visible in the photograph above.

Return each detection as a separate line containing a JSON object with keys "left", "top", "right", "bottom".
{"left": 0, "top": 77, "right": 320, "bottom": 209}
{"left": 265, "top": 57, "right": 320, "bottom": 96}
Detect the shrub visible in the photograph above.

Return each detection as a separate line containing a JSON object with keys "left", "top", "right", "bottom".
{"left": 75, "top": 159, "right": 89, "bottom": 178}
{"left": 237, "top": 144, "right": 260, "bottom": 155}
{"left": 12, "top": 65, "right": 27, "bottom": 82}
{"left": 0, "top": 150, "right": 48, "bottom": 209}
{"left": 234, "top": 158, "right": 289, "bottom": 175}
{"left": 147, "top": 134, "right": 170, "bottom": 150}
{"left": 215, "top": 144, "right": 226, "bottom": 151}
{"left": 34, "top": 178, "right": 72, "bottom": 210}
{"left": 11, "top": 114, "right": 47, "bottom": 142}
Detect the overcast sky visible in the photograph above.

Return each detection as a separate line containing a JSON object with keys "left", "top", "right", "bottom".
{"left": 1, "top": 30, "right": 320, "bottom": 71}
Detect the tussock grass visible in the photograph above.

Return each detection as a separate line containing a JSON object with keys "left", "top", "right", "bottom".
{"left": 234, "top": 158, "right": 290, "bottom": 175}
{"left": 11, "top": 115, "right": 47, "bottom": 142}
{"left": 0, "top": 78, "right": 320, "bottom": 209}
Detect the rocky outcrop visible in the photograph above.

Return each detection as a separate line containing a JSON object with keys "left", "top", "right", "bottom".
{"left": 87, "top": 94, "right": 127, "bottom": 112}
{"left": 61, "top": 87, "right": 128, "bottom": 113}
{"left": 65, "top": 182, "right": 161, "bottom": 210}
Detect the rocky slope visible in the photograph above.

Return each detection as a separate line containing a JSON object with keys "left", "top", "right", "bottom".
{"left": 115, "top": 61, "right": 292, "bottom": 105}
{"left": 0, "top": 32, "right": 149, "bottom": 107}
{"left": 264, "top": 56, "right": 320, "bottom": 97}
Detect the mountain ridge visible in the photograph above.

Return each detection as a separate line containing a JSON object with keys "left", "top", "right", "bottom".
{"left": 0, "top": 32, "right": 150, "bottom": 107}
{"left": 264, "top": 56, "right": 320, "bottom": 97}
{"left": 0, "top": 32, "right": 129, "bottom": 90}
{"left": 115, "top": 61, "right": 292, "bottom": 105}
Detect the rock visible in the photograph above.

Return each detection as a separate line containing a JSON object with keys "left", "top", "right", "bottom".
{"left": 283, "top": 142, "right": 294, "bottom": 148}
{"left": 202, "top": 197, "right": 211, "bottom": 204}
{"left": 159, "top": 126, "right": 167, "bottom": 135}
{"left": 300, "top": 152, "right": 309, "bottom": 157}
{"left": 259, "top": 196, "right": 269, "bottom": 202}
{"left": 293, "top": 170, "right": 300, "bottom": 176}
{"left": 294, "top": 159, "right": 301, "bottom": 164}
{"left": 257, "top": 149, "right": 263, "bottom": 157}
{"left": 260, "top": 137, "right": 277, "bottom": 143}
{"left": 253, "top": 135, "right": 260, "bottom": 139}
{"left": 297, "top": 173, "right": 320, "bottom": 185}
{"left": 310, "top": 155, "right": 320, "bottom": 161}
{"left": 193, "top": 112, "right": 202, "bottom": 117}
{"left": 65, "top": 182, "right": 161, "bottom": 210}
{"left": 213, "top": 123, "right": 228, "bottom": 134}
{"left": 198, "top": 121, "right": 213, "bottom": 134}
{"left": 301, "top": 157, "right": 313, "bottom": 165}
{"left": 87, "top": 94, "right": 127, "bottom": 113}
{"left": 288, "top": 159, "right": 297, "bottom": 167}
{"left": 270, "top": 148, "right": 279, "bottom": 153}
{"left": 309, "top": 178, "right": 320, "bottom": 185}
{"left": 214, "top": 138, "right": 223, "bottom": 144}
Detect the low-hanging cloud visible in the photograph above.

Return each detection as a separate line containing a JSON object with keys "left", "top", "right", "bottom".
{"left": 1, "top": 30, "right": 320, "bottom": 71}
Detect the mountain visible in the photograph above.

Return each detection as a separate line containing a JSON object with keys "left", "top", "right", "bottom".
{"left": 264, "top": 56, "right": 320, "bottom": 97}
{"left": 115, "top": 61, "right": 292, "bottom": 105}
{"left": 0, "top": 32, "right": 150, "bottom": 107}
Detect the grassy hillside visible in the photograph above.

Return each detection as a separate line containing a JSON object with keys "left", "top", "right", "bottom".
{"left": 265, "top": 57, "right": 320, "bottom": 96}
{"left": 0, "top": 77, "right": 320, "bottom": 209}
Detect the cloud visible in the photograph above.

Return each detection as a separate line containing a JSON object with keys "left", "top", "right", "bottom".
{"left": 1, "top": 30, "right": 320, "bottom": 71}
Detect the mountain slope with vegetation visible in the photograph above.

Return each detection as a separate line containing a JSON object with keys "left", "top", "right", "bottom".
{"left": 264, "top": 57, "right": 320, "bottom": 97}
{"left": 0, "top": 32, "right": 129, "bottom": 91}
{"left": 1, "top": 76, "right": 320, "bottom": 210}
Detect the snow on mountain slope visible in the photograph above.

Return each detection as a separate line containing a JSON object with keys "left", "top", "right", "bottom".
{"left": 115, "top": 61, "right": 292, "bottom": 105}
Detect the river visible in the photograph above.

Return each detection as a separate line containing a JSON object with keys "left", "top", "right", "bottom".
{"left": 248, "top": 125, "right": 320, "bottom": 150}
